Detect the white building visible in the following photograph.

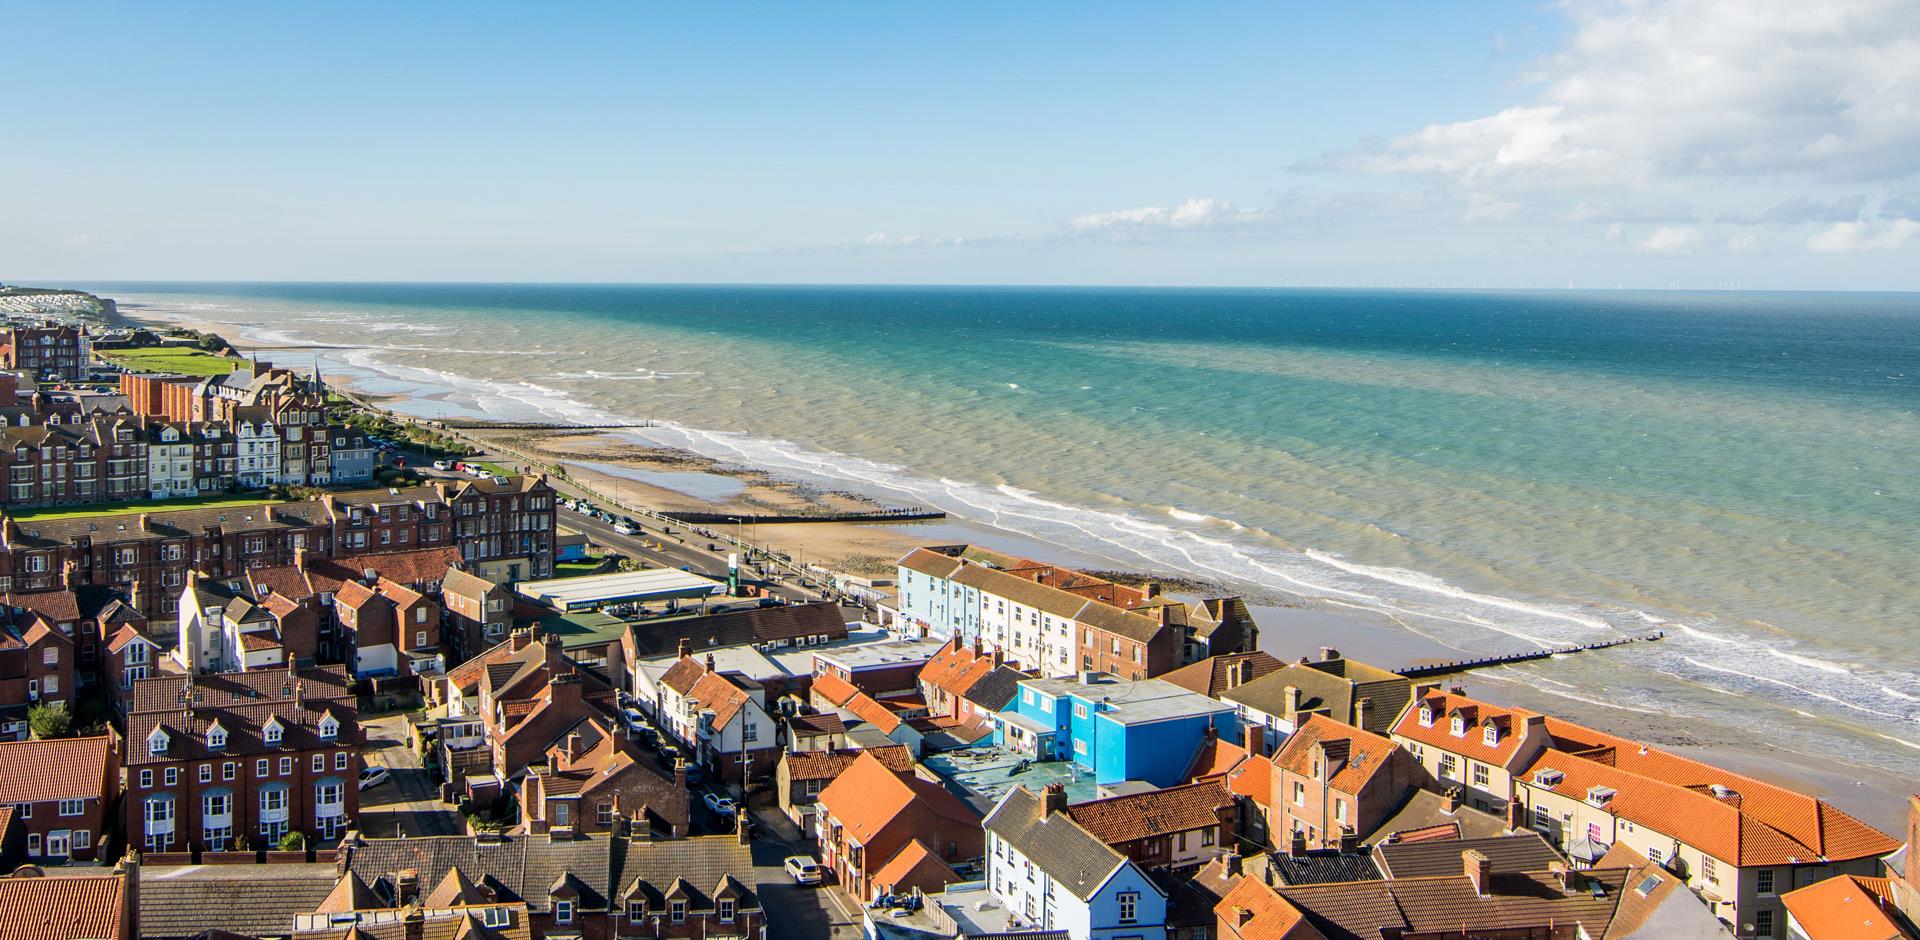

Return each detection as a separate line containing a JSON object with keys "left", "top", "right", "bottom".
{"left": 982, "top": 785, "right": 1168, "bottom": 940}
{"left": 145, "top": 423, "right": 196, "bottom": 499}
{"left": 234, "top": 419, "right": 281, "bottom": 488}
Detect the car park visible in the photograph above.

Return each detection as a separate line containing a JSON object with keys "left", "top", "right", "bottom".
{"left": 784, "top": 856, "right": 825, "bottom": 885}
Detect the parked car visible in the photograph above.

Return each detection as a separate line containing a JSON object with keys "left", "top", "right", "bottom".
{"left": 432, "top": 459, "right": 451, "bottom": 471}
{"left": 621, "top": 708, "right": 648, "bottom": 734}
{"left": 703, "top": 792, "right": 738, "bottom": 816}
{"left": 613, "top": 522, "right": 638, "bottom": 536}
{"left": 358, "top": 766, "right": 391, "bottom": 790}
{"left": 784, "top": 856, "right": 826, "bottom": 885}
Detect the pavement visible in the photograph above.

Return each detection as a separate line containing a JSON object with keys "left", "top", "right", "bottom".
{"left": 358, "top": 713, "right": 464, "bottom": 838}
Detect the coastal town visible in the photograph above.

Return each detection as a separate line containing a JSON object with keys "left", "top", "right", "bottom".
{"left": 0, "top": 289, "right": 1915, "bottom": 940}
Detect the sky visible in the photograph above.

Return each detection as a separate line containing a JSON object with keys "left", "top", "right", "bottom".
{"left": 5, "top": 1, "right": 1920, "bottom": 289}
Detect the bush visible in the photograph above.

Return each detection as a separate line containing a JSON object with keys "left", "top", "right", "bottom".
{"left": 278, "top": 831, "right": 306, "bottom": 851}
{"left": 28, "top": 702, "right": 71, "bottom": 739}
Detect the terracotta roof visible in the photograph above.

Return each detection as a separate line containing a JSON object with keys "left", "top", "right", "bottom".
{"left": 1270, "top": 714, "right": 1400, "bottom": 796}
{"left": 1216, "top": 871, "right": 1312, "bottom": 940}
{"left": 685, "top": 670, "right": 755, "bottom": 729}
{"left": 1160, "top": 652, "right": 1286, "bottom": 699}
{"left": 1187, "top": 738, "right": 1250, "bottom": 781}
{"left": 1, "top": 590, "right": 81, "bottom": 624}
{"left": 333, "top": 578, "right": 382, "bottom": 610}
{"left": 1782, "top": 875, "right": 1912, "bottom": 940}
{"left": 658, "top": 656, "right": 707, "bottom": 695}
{"left": 441, "top": 567, "right": 501, "bottom": 599}
{"left": 817, "top": 751, "right": 979, "bottom": 848}
{"left": 918, "top": 637, "right": 998, "bottom": 699}
{"left": 843, "top": 691, "right": 904, "bottom": 734}
{"left": 238, "top": 631, "right": 284, "bottom": 651}
{"left": 376, "top": 576, "right": 426, "bottom": 609}
{"left": 788, "top": 712, "right": 847, "bottom": 737}
{"left": 337, "top": 547, "right": 461, "bottom": 586}
{"left": 1521, "top": 739, "right": 1900, "bottom": 866}
{"left": 0, "top": 735, "right": 114, "bottom": 804}
{"left": 0, "top": 868, "right": 130, "bottom": 940}
{"left": 1065, "top": 778, "right": 1232, "bottom": 846}
{"left": 782, "top": 744, "right": 913, "bottom": 782}
{"left": 1392, "top": 690, "right": 1538, "bottom": 769}
{"left": 1229, "top": 752, "right": 1272, "bottom": 801}
{"left": 809, "top": 671, "right": 860, "bottom": 708}
{"left": 869, "top": 838, "right": 960, "bottom": 897}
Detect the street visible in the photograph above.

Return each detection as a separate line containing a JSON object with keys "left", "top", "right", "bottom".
{"left": 358, "top": 713, "right": 463, "bottom": 838}
{"left": 745, "top": 797, "right": 864, "bottom": 940}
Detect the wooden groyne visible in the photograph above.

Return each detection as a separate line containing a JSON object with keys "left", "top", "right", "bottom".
{"left": 1395, "top": 632, "right": 1662, "bottom": 679}
{"left": 662, "top": 507, "right": 947, "bottom": 525}
{"left": 436, "top": 420, "right": 657, "bottom": 430}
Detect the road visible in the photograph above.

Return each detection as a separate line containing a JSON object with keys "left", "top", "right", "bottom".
{"left": 358, "top": 713, "right": 463, "bottom": 838}
{"left": 745, "top": 797, "right": 863, "bottom": 940}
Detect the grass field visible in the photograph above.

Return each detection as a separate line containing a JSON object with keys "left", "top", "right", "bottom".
{"left": 553, "top": 557, "right": 609, "bottom": 578}
{"left": 8, "top": 492, "right": 285, "bottom": 521}
{"left": 99, "top": 346, "right": 244, "bottom": 376}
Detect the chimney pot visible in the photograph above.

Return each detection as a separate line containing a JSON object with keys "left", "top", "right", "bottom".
{"left": 1242, "top": 722, "right": 1266, "bottom": 758}
{"left": 1041, "top": 783, "right": 1068, "bottom": 817}
{"left": 1319, "top": 647, "right": 1340, "bottom": 662}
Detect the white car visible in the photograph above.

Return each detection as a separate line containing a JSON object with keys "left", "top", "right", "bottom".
{"left": 432, "top": 460, "right": 451, "bottom": 471}
{"left": 613, "top": 522, "right": 638, "bottom": 536}
{"left": 703, "top": 792, "right": 737, "bottom": 816}
{"left": 357, "top": 766, "right": 391, "bottom": 790}
{"left": 784, "top": 856, "right": 825, "bottom": 885}
{"left": 621, "top": 708, "right": 648, "bottom": 734}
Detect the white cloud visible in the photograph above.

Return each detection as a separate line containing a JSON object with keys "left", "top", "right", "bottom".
{"left": 1069, "top": 197, "right": 1264, "bottom": 232}
{"left": 1806, "top": 218, "right": 1920, "bottom": 252}
{"left": 1604, "top": 222, "right": 1625, "bottom": 241}
{"left": 1332, "top": 0, "right": 1920, "bottom": 188}
{"left": 1463, "top": 192, "right": 1522, "bottom": 222}
{"left": 1636, "top": 225, "right": 1704, "bottom": 254}
{"left": 1727, "top": 233, "right": 1761, "bottom": 252}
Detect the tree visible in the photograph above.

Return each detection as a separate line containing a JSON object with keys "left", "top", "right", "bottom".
{"left": 28, "top": 702, "right": 71, "bottom": 739}
{"left": 278, "top": 831, "right": 306, "bottom": 851}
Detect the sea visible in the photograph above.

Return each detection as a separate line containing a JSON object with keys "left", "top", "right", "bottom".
{"left": 72, "top": 283, "right": 1920, "bottom": 795}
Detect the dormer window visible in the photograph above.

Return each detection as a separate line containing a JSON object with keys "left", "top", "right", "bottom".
{"left": 1483, "top": 722, "right": 1499, "bottom": 747}
{"left": 207, "top": 721, "right": 228, "bottom": 751}
{"left": 147, "top": 727, "right": 170, "bottom": 756}
{"left": 263, "top": 716, "right": 285, "bottom": 746}
{"left": 1418, "top": 705, "right": 1433, "bottom": 727}
{"left": 318, "top": 713, "right": 338, "bottom": 741}
{"left": 1449, "top": 715, "right": 1465, "bottom": 737}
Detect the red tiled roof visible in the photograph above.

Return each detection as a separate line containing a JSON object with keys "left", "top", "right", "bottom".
{"left": 1065, "top": 779, "right": 1232, "bottom": 845}
{"left": 1216, "top": 874, "right": 1310, "bottom": 940}
{"left": 844, "top": 691, "right": 904, "bottom": 734}
{"left": 0, "top": 735, "right": 114, "bottom": 804}
{"left": 660, "top": 656, "right": 707, "bottom": 695}
{"left": 870, "top": 838, "right": 960, "bottom": 897}
{"left": 1229, "top": 753, "right": 1272, "bottom": 801}
{"left": 0, "top": 869, "right": 130, "bottom": 940}
{"left": 1781, "top": 875, "right": 1914, "bottom": 940}
{"left": 336, "top": 547, "right": 462, "bottom": 586}
{"left": 810, "top": 672, "right": 860, "bottom": 708}
{"left": 1, "top": 590, "right": 81, "bottom": 624}
{"left": 1391, "top": 690, "right": 1537, "bottom": 769}
{"left": 1272, "top": 714, "right": 1400, "bottom": 795}
{"left": 333, "top": 579, "right": 381, "bottom": 610}
{"left": 818, "top": 751, "right": 978, "bottom": 847}
{"left": 376, "top": 577, "right": 425, "bottom": 609}
{"left": 783, "top": 744, "right": 914, "bottom": 782}
{"left": 686, "top": 670, "right": 755, "bottom": 729}
{"left": 1188, "top": 739, "right": 1250, "bottom": 781}
{"left": 918, "top": 638, "right": 998, "bottom": 699}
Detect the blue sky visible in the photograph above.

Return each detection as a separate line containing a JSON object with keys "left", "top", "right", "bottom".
{"left": 5, "top": 2, "right": 1919, "bottom": 288}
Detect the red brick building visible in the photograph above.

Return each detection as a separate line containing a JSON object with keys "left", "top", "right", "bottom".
{"left": 123, "top": 665, "right": 361, "bottom": 853}
{"left": 1, "top": 321, "right": 91, "bottom": 381}
{"left": 816, "top": 750, "right": 983, "bottom": 902}
{"left": 0, "top": 604, "right": 77, "bottom": 740}
{"left": 1064, "top": 777, "right": 1236, "bottom": 870}
{"left": 517, "top": 714, "right": 690, "bottom": 838}
{"left": 1263, "top": 714, "right": 1425, "bottom": 853}
{"left": 0, "top": 734, "right": 120, "bottom": 862}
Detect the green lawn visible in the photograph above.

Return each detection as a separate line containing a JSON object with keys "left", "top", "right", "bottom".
{"left": 553, "top": 557, "right": 609, "bottom": 578}
{"left": 8, "top": 491, "right": 286, "bottom": 521}
{"left": 100, "top": 346, "right": 244, "bottom": 377}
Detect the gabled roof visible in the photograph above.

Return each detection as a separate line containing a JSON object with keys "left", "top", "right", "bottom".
{"left": 869, "top": 838, "right": 960, "bottom": 897}
{"left": 842, "top": 690, "right": 905, "bottom": 734}
{"left": 315, "top": 872, "right": 381, "bottom": 913}
{"left": 685, "top": 669, "right": 757, "bottom": 729}
{"left": 1373, "top": 833, "right": 1562, "bottom": 879}
{"left": 0, "top": 868, "right": 130, "bottom": 940}
{"left": 1064, "top": 778, "right": 1232, "bottom": 846}
{"left": 620, "top": 834, "right": 759, "bottom": 913}
{"left": 0, "top": 735, "right": 114, "bottom": 804}
{"left": 1270, "top": 714, "right": 1401, "bottom": 796}
{"left": 982, "top": 787, "right": 1130, "bottom": 903}
{"left": 1160, "top": 651, "right": 1287, "bottom": 699}
{"left": 1216, "top": 874, "right": 1315, "bottom": 940}
{"left": 1223, "top": 656, "right": 1411, "bottom": 736}
{"left": 962, "top": 665, "right": 1026, "bottom": 711}
{"left": 423, "top": 867, "right": 489, "bottom": 908}
{"left": 781, "top": 744, "right": 913, "bottom": 782}
{"left": 441, "top": 567, "right": 502, "bottom": 599}
{"left": 918, "top": 638, "right": 999, "bottom": 699}
{"left": 817, "top": 750, "right": 978, "bottom": 848}
{"left": 809, "top": 671, "right": 860, "bottom": 708}
{"left": 1392, "top": 690, "right": 1538, "bottom": 768}
{"left": 1781, "top": 874, "right": 1912, "bottom": 940}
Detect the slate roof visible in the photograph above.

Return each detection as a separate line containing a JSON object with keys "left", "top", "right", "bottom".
{"left": 623, "top": 601, "right": 847, "bottom": 657}
{"left": 124, "top": 666, "right": 358, "bottom": 766}
{"left": 1159, "top": 652, "right": 1286, "bottom": 699}
{"left": 1268, "top": 851, "right": 1383, "bottom": 886}
{"left": 1064, "top": 778, "right": 1232, "bottom": 846}
{"left": 1223, "top": 656, "right": 1411, "bottom": 736}
{"left": 619, "top": 834, "right": 759, "bottom": 913}
{"left": 0, "top": 734, "right": 113, "bottom": 804}
{"left": 983, "top": 787, "right": 1129, "bottom": 902}
{"left": 962, "top": 665, "right": 1026, "bottom": 712}
{"left": 138, "top": 863, "right": 341, "bottom": 940}
{"left": 1373, "top": 832, "right": 1563, "bottom": 879}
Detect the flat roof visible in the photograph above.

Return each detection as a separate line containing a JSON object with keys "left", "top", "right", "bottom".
{"left": 530, "top": 608, "right": 629, "bottom": 650}
{"left": 1018, "top": 673, "right": 1232, "bottom": 726}
{"left": 515, "top": 568, "right": 723, "bottom": 609}
{"left": 813, "top": 637, "right": 949, "bottom": 671}
{"left": 924, "top": 746, "right": 1101, "bottom": 811}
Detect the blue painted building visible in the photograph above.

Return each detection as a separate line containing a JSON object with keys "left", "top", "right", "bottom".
{"left": 994, "top": 673, "right": 1235, "bottom": 788}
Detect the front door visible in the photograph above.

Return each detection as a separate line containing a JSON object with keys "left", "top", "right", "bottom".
{"left": 46, "top": 830, "right": 69, "bottom": 858}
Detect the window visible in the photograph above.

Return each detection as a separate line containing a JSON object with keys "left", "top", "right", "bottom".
{"left": 27, "top": 834, "right": 39, "bottom": 855}
{"left": 1292, "top": 781, "right": 1306, "bottom": 806}
{"left": 481, "top": 909, "right": 511, "bottom": 928}
{"left": 59, "top": 799, "right": 83, "bottom": 816}
{"left": 263, "top": 719, "right": 283, "bottom": 746}
{"left": 279, "top": 757, "right": 293, "bottom": 775}
{"left": 1450, "top": 715, "right": 1465, "bottom": 736}
{"left": 1334, "top": 800, "right": 1348, "bottom": 824}
{"left": 164, "top": 767, "right": 178, "bottom": 786}
{"left": 670, "top": 901, "right": 686, "bottom": 924}
{"left": 1755, "top": 908, "right": 1774, "bottom": 938}
{"left": 222, "top": 761, "right": 236, "bottom": 780}
{"left": 1117, "top": 891, "right": 1139, "bottom": 924}
{"left": 1439, "top": 754, "right": 1458, "bottom": 780}
{"left": 15, "top": 804, "right": 29, "bottom": 819}
{"left": 553, "top": 802, "right": 571, "bottom": 827}
{"left": 1532, "top": 805, "right": 1552, "bottom": 830}
{"left": 1701, "top": 855, "right": 1717, "bottom": 883}
{"left": 42, "top": 646, "right": 57, "bottom": 665}
{"left": 1757, "top": 869, "right": 1775, "bottom": 895}
{"left": 318, "top": 714, "right": 338, "bottom": 740}
{"left": 147, "top": 728, "right": 170, "bottom": 756}
{"left": 628, "top": 902, "right": 647, "bottom": 924}
{"left": 1074, "top": 703, "right": 1088, "bottom": 719}
{"left": 139, "top": 769, "right": 153, "bottom": 788}
{"left": 73, "top": 830, "right": 89, "bottom": 850}
{"left": 415, "top": 630, "right": 428, "bottom": 647}
{"left": 199, "top": 765, "right": 212, "bottom": 784}
{"left": 719, "top": 899, "right": 735, "bottom": 922}
{"left": 313, "top": 754, "right": 325, "bottom": 772}
{"left": 256, "top": 759, "right": 269, "bottom": 777}
{"left": 1483, "top": 723, "right": 1499, "bottom": 746}
{"left": 553, "top": 900, "right": 577, "bottom": 924}
{"left": 1646, "top": 846, "right": 1663, "bottom": 864}
{"left": 336, "top": 752, "right": 349, "bottom": 771}
{"left": 744, "top": 722, "right": 758, "bottom": 743}
{"left": 1472, "top": 763, "right": 1490, "bottom": 787}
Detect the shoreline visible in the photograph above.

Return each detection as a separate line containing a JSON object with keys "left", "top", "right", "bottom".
{"left": 103, "top": 295, "right": 1915, "bottom": 833}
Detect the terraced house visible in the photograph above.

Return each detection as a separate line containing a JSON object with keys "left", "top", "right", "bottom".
{"left": 123, "top": 665, "right": 361, "bottom": 853}
{"left": 896, "top": 545, "right": 1257, "bottom": 680}
{"left": 0, "top": 734, "right": 119, "bottom": 862}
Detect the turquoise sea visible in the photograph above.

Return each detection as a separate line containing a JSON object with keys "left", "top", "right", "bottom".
{"left": 81, "top": 283, "right": 1920, "bottom": 792}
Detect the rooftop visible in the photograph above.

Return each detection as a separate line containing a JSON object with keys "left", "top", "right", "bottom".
{"left": 1018, "top": 673, "right": 1232, "bottom": 726}
{"left": 813, "top": 637, "right": 948, "bottom": 671}
{"left": 924, "top": 746, "right": 1101, "bottom": 812}
{"left": 514, "top": 567, "right": 723, "bottom": 610}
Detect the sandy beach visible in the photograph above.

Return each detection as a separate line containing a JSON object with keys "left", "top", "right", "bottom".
{"left": 107, "top": 298, "right": 1915, "bottom": 834}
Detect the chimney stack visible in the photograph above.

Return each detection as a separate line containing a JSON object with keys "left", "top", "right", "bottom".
{"left": 1548, "top": 860, "right": 1572, "bottom": 895}
{"left": 1283, "top": 685, "right": 1302, "bottom": 722}
{"left": 1356, "top": 697, "right": 1373, "bottom": 729}
{"left": 736, "top": 807, "right": 752, "bottom": 845}
{"left": 397, "top": 868, "right": 420, "bottom": 905}
{"left": 1445, "top": 786, "right": 1462, "bottom": 814}
{"left": 1464, "top": 849, "right": 1492, "bottom": 897}
{"left": 139, "top": 513, "right": 153, "bottom": 533}
{"left": 1243, "top": 722, "right": 1266, "bottom": 758}
{"left": 1506, "top": 799, "right": 1527, "bottom": 832}
{"left": 1041, "top": 783, "right": 1068, "bottom": 817}
{"left": 1288, "top": 830, "right": 1307, "bottom": 857}
{"left": 677, "top": 637, "right": 692, "bottom": 659}
{"left": 1224, "top": 851, "right": 1243, "bottom": 877}
{"left": 564, "top": 731, "right": 586, "bottom": 768}
{"left": 1143, "top": 581, "right": 1161, "bottom": 599}
{"left": 1319, "top": 647, "right": 1341, "bottom": 662}
{"left": 705, "top": 652, "right": 716, "bottom": 672}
